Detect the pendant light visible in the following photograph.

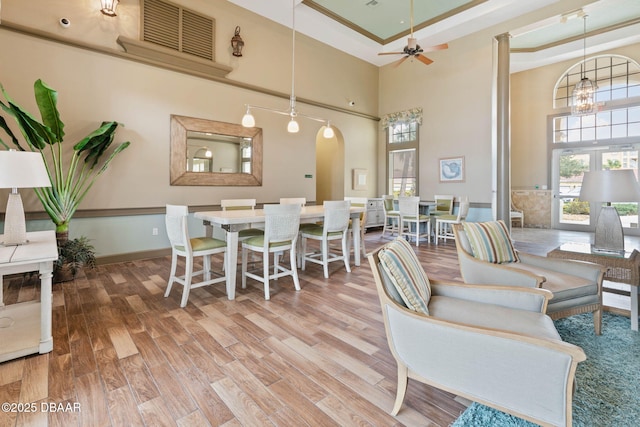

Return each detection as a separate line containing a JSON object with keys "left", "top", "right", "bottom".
{"left": 571, "top": 15, "right": 597, "bottom": 116}
{"left": 241, "top": 0, "right": 334, "bottom": 138}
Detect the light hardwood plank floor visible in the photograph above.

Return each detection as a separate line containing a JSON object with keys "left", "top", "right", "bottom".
{"left": 0, "top": 227, "right": 636, "bottom": 426}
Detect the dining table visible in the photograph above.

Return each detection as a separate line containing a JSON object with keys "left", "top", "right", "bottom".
{"left": 194, "top": 204, "right": 365, "bottom": 300}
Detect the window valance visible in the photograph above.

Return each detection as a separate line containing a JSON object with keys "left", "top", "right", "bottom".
{"left": 381, "top": 107, "right": 423, "bottom": 128}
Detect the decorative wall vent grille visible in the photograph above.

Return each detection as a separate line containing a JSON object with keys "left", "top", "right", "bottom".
{"left": 142, "top": 0, "right": 215, "bottom": 61}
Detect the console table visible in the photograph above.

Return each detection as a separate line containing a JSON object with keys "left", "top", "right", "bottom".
{"left": 547, "top": 242, "right": 639, "bottom": 331}
{"left": 0, "top": 230, "right": 58, "bottom": 362}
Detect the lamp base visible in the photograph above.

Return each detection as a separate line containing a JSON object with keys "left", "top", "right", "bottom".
{"left": 2, "top": 192, "right": 27, "bottom": 246}
{"left": 592, "top": 206, "right": 624, "bottom": 254}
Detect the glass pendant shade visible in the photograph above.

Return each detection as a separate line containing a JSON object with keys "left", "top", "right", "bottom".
{"left": 287, "top": 118, "right": 299, "bottom": 133}
{"left": 238, "top": 0, "right": 334, "bottom": 136}
{"left": 242, "top": 111, "right": 255, "bottom": 127}
{"left": 323, "top": 125, "right": 334, "bottom": 138}
{"left": 571, "top": 77, "right": 596, "bottom": 115}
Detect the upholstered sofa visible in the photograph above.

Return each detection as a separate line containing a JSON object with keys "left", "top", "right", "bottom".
{"left": 368, "top": 238, "right": 586, "bottom": 427}
{"left": 452, "top": 221, "right": 605, "bottom": 334}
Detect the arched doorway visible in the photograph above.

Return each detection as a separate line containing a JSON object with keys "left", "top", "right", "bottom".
{"left": 315, "top": 126, "right": 345, "bottom": 204}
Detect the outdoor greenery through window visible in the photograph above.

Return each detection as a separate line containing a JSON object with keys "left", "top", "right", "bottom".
{"left": 387, "top": 121, "right": 419, "bottom": 196}
{"left": 552, "top": 55, "right": 640, "bottom": 229}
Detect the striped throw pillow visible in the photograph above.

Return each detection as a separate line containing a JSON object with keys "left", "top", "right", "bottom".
{"left": 378, "top": 238, "right": 431, "bottom": 315}
{"left": 462, "top": 220, "right": 519, "bottom": 264}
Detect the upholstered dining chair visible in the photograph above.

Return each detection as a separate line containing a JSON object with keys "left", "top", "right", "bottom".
{"left": 382, "top": 195, "right": 400, "bottom": 238}
{"left": 398, "top": 196, "right": 431, "bottom": 246}
{"left": 511, "top": 202, "right": 525, "bottom": 228}
{"left": 434, "top": 197, "right": 469, "bottom": 244}
{"left": 301, "top": 200, "right": 352, "bottom": 278}
{"left": 241, "top": 203, "right": 301, "bottom": 300}
{"left": 221, "top": 199, "right": 264, "bottom": 239}
{"left": 164, "top": 204, "right": 227, "bottom": 307}
{"left": 344, "top": 196, "right": 367, "bottom": 259}
{"left": 431, "top": 194, "right": 455, "bottom": 216}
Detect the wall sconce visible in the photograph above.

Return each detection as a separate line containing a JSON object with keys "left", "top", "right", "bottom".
{"left": 100, "top": 0, "right": 119, "bottom": 17}
{"left": 231, "top": 26, "right": 244, "bottom": 57}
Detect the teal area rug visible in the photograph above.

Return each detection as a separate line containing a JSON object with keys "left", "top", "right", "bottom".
{"left": 452, "top": 312, "right": 640, "bottom": 427}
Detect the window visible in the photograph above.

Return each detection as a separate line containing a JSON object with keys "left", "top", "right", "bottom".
{"left": 551, "top": 55, "right": 640, "bottom": 232}
{"left": 387, "top": 121, "right": 419, "bottom": 196}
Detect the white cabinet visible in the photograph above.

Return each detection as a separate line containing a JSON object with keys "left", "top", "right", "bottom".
{"left": 0, "top": 231, "right": 58, "bottom": 362}
{"left": 365, "top": 198, "right": 385, "bottom": 230}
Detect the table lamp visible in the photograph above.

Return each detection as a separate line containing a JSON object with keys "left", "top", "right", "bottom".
{"left": 0, "top": 150, "right": 51, "bottom": 245}
{"left": 579, "top": 169, "right": 640, "bottom": 254}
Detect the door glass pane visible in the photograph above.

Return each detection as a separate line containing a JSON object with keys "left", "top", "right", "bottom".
{"left": 602, "top": 150, "right": 639, "bottom": 229}
{"left": 559, "top": 153, "right": 590, "bottom": 225}
{"left": 389, "top": 149, "right": 416, "bottom": 197}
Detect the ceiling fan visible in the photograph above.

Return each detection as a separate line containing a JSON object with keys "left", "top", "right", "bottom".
{"left": 378, "top": 0, "right": 448, "bottom": 67}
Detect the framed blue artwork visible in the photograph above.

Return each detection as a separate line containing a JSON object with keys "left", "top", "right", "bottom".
{"left": 439, "top": 156, "right": 465, "bottom": 182}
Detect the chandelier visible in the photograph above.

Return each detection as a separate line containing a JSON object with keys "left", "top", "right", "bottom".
{"left": 241, "top": 0, "right": 334, "bottom": 138}
{"left": 571, "top": 15, "right": 597, "bottom": 116}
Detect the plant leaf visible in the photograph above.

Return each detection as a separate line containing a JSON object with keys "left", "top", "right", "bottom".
{"left": 34, "top": 79, "right": 64, "bottom": 141}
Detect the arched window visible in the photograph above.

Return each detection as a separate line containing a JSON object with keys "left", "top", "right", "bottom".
{"left": 549, "top": 54, "right": 640, "bottom": 232}
{"left": 552, "top": 55, "right": 640, "bottom": 143}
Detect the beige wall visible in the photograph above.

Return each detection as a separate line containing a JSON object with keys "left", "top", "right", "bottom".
{"left": 376, "top": 0, "right": 598, "bottom": 204}
{"left": 0, "top": 0, "right": 379, "bottom": 256}
{"left": 511, "top": 42, "right": 640, "bottom": 190}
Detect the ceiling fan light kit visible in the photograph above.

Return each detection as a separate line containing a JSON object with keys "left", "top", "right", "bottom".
{"left": 241, "top": 0, "right": 334, "bottom": 138}
{"left": 377, "top": 0, "right": 448, "bottom": 67}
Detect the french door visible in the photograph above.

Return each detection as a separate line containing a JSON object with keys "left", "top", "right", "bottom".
{"left": 552, "top": 144, "right": 639, "bottom": 234}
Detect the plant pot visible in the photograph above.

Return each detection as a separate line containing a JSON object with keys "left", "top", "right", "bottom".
{"left": 53, "top": 263, "right": 76, "bottom": 283}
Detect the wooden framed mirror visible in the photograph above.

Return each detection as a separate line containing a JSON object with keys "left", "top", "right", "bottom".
{"left": 170, "top": 115, "right": 263, "bottom": 186}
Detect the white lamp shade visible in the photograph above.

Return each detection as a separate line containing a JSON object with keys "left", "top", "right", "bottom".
{"left": 323, "top": 126, "right": 335, "bottom": 138}
{"left": 287, "top": 118, "right": 299, "bottom": 133}
{"left": 241, "top": 112, "right": 255, "bottom": 128}
{"left": 0, "top": 151, "right": 50, "bottom": 189}
{"left": 579, "top": 169, "right": 640, "bottom": 202}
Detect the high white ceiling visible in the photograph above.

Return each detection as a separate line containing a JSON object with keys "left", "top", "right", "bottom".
{"left": 228, "top": 0, "right": 640, "bottom": 72}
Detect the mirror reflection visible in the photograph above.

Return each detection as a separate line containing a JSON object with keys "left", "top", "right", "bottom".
{"left": 187, "top": 131, "right": 252, "bottom": 174}
{"left": 170, "top": 115, "right": 262, "bottom": 186}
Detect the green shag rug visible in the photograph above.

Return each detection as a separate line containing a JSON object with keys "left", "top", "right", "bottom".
{"left": 452, "top": 312, "right": 640, "bottom": 427}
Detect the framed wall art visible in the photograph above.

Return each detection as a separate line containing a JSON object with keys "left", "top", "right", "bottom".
{"left": 352, "top": 168, "right": 368, "bottom": 190}
{"left": 439, "top": 156, "right": 465, "bottom": 183}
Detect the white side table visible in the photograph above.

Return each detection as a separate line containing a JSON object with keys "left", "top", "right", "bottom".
{"left": 0, "top": 230, "right": 58, "bottom": 362}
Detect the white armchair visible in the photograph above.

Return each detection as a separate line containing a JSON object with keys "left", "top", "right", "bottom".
{"left": 368, "top": 238, "right": 586, "bottom": 427}
{"left": 453, "top": 221, "right": 605, "bottom": 334}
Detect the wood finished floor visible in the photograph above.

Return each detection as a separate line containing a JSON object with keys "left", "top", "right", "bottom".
{"left": 1, "top": 228, "right": 631, "bottom": 426}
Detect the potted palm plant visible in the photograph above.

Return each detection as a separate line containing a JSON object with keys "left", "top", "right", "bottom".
{"left": 0, "top": 79, "right": 130, "bottom": 280}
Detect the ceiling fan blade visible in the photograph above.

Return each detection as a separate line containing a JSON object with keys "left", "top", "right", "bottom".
{"left": 421, "top": 43, "right": 449, "bottom": 53}
{"left": 392, "top": 56, "right": 410, "bottom": 68}
{"left": 415, "top": 54, "right": 433, "bottom": 66}
{"left": 378, "top": 52, "right": 405, "bottom": 56}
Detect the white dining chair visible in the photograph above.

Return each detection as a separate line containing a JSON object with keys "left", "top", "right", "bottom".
{"left": 164, "top": 204, "right": 227, "bottom": 307}
{"left": 221, "top": 199, "right": 264, "bottom": 239}
{"left": 398, "top": 196, "right": 431, "bottom": 246}
{"left": 382, "top": 195, "right": 400, "bottom": 237}
{"left": 301, "top": 200, "right": 351, "bottom": 278}
{"left": 241, "top": 203, "right": 301, "bottom": 300}
{"left": 511, "top": 202, "right": 525, "bottom": 228}
{"left": 435, "top": 197, "right": 469, "bottom": 244}
{"left": 431, "top": 194, "right": 455, "bottom": 216}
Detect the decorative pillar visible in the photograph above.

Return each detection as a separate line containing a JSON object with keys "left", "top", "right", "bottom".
{"left": 495, "top": 33, "right": 511, "bottom": 230}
